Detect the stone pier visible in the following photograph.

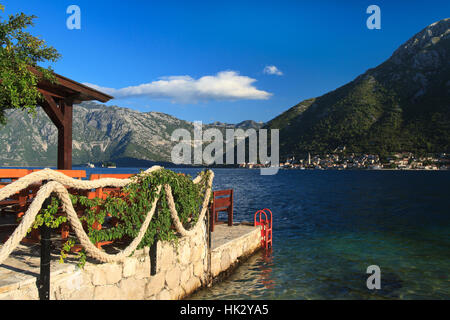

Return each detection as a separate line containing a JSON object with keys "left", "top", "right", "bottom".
{"left": 0, "top": 221, "right": 261, "bottom": 300}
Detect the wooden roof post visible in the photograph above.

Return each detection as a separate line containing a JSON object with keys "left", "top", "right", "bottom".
{"left": 57, "top": 100, "right": 73, "bottom": 170}
{"left": 32, "top": 68, "right": 113, "bottom": 170}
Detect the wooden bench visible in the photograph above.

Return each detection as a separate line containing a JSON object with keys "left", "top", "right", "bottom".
{"left": 88, "top": 173, "right": 133, "bottom": 200}
{"left": 0, "top": 169, "right": 33, "bottom": 217}
{"left": 30, "top": 169, "right": 88, "bottom": 240}
{"left": 28, "top": 169, "right": 87, "bottom": 198}
{"left": 210, "top": 189, "right": 234, "bottom": 232}
{"left": 0, "top": 169, "right": 33, "bottom": 240}
{"left": 1, "top": 169, "right": 87, "bottom": 244}
{"left": 85, "top": 173, "right": 134, "bottom": 249}
{"left": 31, "top": 169, "right": 86, "bottom": 179}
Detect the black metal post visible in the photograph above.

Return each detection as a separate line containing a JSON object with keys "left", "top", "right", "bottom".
{"left": 150, "top": 206, "right": 158, "bottom": 276}
{"left": 208, "top": 209, "right": 211, "bottom": 249}
{"left": 38, "top": 195, "right": 51, "bottom": 300}
{"left": 150, "top": 236, "right": 157, "bottom": 276}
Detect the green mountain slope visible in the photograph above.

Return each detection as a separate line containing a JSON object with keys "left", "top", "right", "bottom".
{"left": 266, "top": 18, "right": 450, "bottom": 157}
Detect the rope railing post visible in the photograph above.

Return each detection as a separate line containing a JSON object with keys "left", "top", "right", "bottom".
{"left": 39, "top": 183, "right": 51, "bottom": 300}
{"left": 150, "top": 236, "right": 157, "bottom": 276}
{"left": 206, "top": 206, "right": 212, "bottom": 286}
{"left": 149, "top": 206, "right": 159, "bottom": 276}
{"left": 207, "top": 206, "right": 212, "bottom": 249}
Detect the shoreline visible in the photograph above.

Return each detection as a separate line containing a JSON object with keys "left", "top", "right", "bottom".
{"left": 0, "top": 166, "right": 448, "bottom": 171}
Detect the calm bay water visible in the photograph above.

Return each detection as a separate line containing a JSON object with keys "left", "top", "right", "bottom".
{"left": 10, "top": 167, "right": 450, "bottom": 299}
{"left": 187, "top": 168, "right": 450, "bottom": 300}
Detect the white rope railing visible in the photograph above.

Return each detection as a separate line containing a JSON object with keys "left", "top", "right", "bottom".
{"left": 0, "top": 166, "right": 214, "bottom": 264}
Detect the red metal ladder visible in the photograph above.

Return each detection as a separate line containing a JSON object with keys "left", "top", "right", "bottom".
{"left": 254, "top": 208, "right": 273, "bottom": 250}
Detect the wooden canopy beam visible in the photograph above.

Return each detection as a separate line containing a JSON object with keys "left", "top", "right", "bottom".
{"left": 33, "top": 68, "right": 113, "bottom": 170}
{"left": 40, "top": 94, "right": 64, "bottom": 129}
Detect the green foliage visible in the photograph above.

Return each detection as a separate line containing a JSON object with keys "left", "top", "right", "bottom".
{"left": 265, "top": 98, "right": 315, "bottom": 131}
{"left": 269, "top": 61, "right": 449, "bottom": 157}
{"left": 60, "top": 238, "right": 75, "bottom": 263}
{"left": 59, "top": 238, "right": 86, "bottom": 268}
{"left": 0, "top": 3, "right": 61, "bottom": 124}
{"left": 389, "top": 163, "right": 398, "bottom": 169}
{"left": 266, "top": 20, "right": 450, "bottom": 157}
{"left": 29, "top": 196, "right": 67, "bottom": 231}
{"left": 28, "top": 169, "right": 210, "bottom": 267}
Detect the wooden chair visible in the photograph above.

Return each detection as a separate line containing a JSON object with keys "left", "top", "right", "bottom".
{"left": 0, "top": 169, "right": 32, "bottom": 217}
{"left": 210, "top": 189, "right": 234, "bottom": 232}
{"left": 85, "top": 173, "right": 134, "bottom": 249}
{"left": 0, "top": 169, "right": 33, "bottom": 241}
{"left": 27, "top": 170, "right": 87, "bottom": 242}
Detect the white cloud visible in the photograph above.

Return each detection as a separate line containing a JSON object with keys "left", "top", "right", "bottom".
{"left": 263, "top": 65, "right": 283, "bottom": 76}
{"left": 84, "top": 71, "right": 272, "bottom": 103}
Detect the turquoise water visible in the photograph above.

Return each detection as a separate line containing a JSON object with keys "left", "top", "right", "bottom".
{"left": 188, "top": 169, "right": 450, "bottom": 300}
{"left": 7, "top": 167, "right": 449, "bottom": 299}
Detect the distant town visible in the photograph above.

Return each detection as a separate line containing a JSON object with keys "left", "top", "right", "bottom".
{"left": 240, "top": 148, "right": 450, "bottom": 170}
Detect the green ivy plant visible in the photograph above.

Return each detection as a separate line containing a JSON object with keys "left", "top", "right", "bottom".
{"left": 30, "top": 196, "right": 66, "bottom": 231}
{"left": 28, "top": 169, "right": 210, "bottom": 268}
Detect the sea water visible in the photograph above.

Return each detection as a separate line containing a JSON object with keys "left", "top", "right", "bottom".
{"left": 8, "top": 167, "right": 449, "bottom": 299}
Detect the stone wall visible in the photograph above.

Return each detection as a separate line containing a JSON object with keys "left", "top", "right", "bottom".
{"left": 0, "top": 221, "right": 261, "bottom": 300}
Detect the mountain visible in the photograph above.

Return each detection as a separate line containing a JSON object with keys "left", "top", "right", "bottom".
{"left": 0, "top": 101, "right": 262, "bottom": 167}
{"left": 266, "top": 18, "right": 450, "bottom": 157}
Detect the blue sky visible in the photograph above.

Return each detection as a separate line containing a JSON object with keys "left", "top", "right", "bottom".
{"left": 1, "top": 0, "right": 449, "bottom": 124}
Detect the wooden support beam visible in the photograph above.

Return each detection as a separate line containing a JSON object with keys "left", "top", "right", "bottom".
{"left": 41, "top": 94, "right": 64, "bottom": 129}
{"left": 39, "top": 93, "right": 73, "bottom": 170}
{"left": 57, "top": 100, "right": 73, "bottom": 170}
{"left": 29, "top": 68, "right": 113, "bottom": 171}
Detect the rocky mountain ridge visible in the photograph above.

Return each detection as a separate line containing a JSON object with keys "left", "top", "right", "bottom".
{"left": 0, "top": 101, "right": 263, "bottom": 167}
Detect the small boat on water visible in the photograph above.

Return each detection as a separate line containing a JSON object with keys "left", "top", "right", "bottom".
{"left": 101, "top": 161, "right": 117, "bottom": 168}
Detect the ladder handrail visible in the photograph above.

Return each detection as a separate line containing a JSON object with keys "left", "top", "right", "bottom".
{"left": 254, "top": 208, "right": 273, "bottom": 250}
{"left": 254, "top": 209, "right": 268, "bottom": 226}
{"left": 261, "top": 208, "right": 272, "bottom": 228}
